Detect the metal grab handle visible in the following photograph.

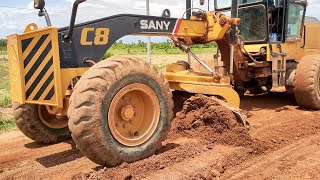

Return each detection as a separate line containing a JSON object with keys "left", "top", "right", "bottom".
{"left": 161, "top": 9, "right": 171, "bottom": 18}
{"left": 64, "top": 0, "right": 87, "bottom": 41}
{"left": 75, "top": 0, "right": 86, "bottom": 4}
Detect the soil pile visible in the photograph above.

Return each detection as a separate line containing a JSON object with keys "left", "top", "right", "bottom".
{"left": 169, "top": 94, "right": 252, "bottom": 147}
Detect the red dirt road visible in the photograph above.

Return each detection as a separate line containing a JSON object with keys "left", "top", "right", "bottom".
{"left": 0, "top": 88, "right": 320, "bottom": 179}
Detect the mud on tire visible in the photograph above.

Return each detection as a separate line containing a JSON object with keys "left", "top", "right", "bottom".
{"left": 13, "top": 103, "right": 71, "bottom": 143}
{"left": 68, "top": 57, "right": 174, "bottom": 166}
{"left": 294, "top": 54, "right": 320, "bottom": 109}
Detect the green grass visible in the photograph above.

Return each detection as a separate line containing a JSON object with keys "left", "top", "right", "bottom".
{"left": 107, "top": 46, "right": 216, "bottom": 56}
{"left": 0, "top": 57, "right": 11, "bottom": 108}
{"left": 0, "top": 92, "right": 11, "bottom": 108}
{"left": 105, "top": 40, "right": 217, "bottom": 56}
{"left": 0, "top": 118, "right": 16, "bottom": 133}
{"left": 0, "top": 51, "right": 15, "bottom": 132}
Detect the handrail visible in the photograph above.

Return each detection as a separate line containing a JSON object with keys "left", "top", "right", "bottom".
{"left": 64, "top": 0, "right": 87, "bottom": 41}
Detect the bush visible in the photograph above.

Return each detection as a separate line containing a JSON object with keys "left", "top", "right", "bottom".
{"left": 0, "top": 118, "right": 16, "bottom": 133}
{"left": 0, "top": 39, "right": 6, "bottom": 52}
{"left": 0, "top": 91, "right": 11, "bottom": 108}
{"left": 102, "top": 51, "right": 114, "bottom": 59}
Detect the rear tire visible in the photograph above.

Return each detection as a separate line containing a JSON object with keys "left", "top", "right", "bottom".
{"left": 13, "top": 103, "right": 70, "bottom": 143}
{"left": 294, "top": 55, "right": 320, "bottom": 109}
{"left": 285, "top": 69, "right": 296, "bottom": 94}
{"left": 285, "top": 62, "right": 297, "bottom": 94}
{"left": 68, "top": 57, "right": 173, "bottom": 166}
{"left": 234, "top": 86, "right": 246, "bottom": 97}
{"left": 248, "top": 86, "right": 271, "bottom": 95}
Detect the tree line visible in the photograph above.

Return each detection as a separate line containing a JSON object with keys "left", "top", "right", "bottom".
{"left": 112, "top": 40, "right": 217, "bottom": 50}
{"left": 0, "top": 38, "right": 217, "bottom": 52}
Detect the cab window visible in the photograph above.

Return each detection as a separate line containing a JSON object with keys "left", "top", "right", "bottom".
{"left": 221, "top": 5, "right": 267, "bottom": 42}
{"left": 286, "top": 3, "right": 305, "bottom": 41}
{"left": 238, "top": 5, "right": 267, "bottom": 42}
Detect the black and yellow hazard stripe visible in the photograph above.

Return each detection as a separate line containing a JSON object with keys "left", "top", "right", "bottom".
{"left": 21, "top": 33, "right": 55, "bottom": 102}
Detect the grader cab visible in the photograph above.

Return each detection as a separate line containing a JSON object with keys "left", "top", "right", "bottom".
{"left": 6, "top": 0, "right": 320, "bottom": 166}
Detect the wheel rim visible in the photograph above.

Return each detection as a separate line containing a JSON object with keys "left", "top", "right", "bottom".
{"left": 38, "top": 105, "right": 68, "bottom": 129}
{"left": 108, "top": 83, "right": 160, "bottom": 147}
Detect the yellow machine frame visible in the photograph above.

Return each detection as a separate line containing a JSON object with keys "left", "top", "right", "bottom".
{"left": 7, "top": 11, "right": 241, "bottom": 112}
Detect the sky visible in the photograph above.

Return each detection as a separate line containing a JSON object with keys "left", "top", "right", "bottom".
{"left": 0, "top": 0, "right": 319, "bottom": 43}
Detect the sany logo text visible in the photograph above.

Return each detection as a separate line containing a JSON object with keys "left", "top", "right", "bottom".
{"left": 140, "top": 20, "right": 171, "bottom": 31}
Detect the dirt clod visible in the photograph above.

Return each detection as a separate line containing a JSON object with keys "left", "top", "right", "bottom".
{"left": 200, "top": 170, "right": 214, "bottom": 179}
{"left": 119, "top": 170, "right": 132, "bottom": 180}
{"left": 210, "top": 169, "right": 221, "bottom": 177}
{"left": 216, "top": 163, "right": 225, "bottom": 174}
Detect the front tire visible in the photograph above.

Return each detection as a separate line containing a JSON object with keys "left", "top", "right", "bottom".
{"left": 294, "top": 55, "right": 320, "bottom": 109}
{"left": 68, "top": 57, "right": 173, "bottom": 166}
{"left": 13, "top": 103, "right": 70, "bottom": 143}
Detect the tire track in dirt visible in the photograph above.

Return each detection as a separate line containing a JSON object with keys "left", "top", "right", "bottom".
{"left": 224, "top": 133, "right": 320, "bottom": 179}
{"left": 218, "top": 90, "right": 320, "bottom": 180}
{"left": 0, "top": 131, "right": 96, "bottom": 180}
{"left": 144, "top": 145, "right": 240, "bottom": 180}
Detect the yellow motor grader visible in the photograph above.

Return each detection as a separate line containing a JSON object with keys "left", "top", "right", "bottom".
{"left": 6, "top": 0, "right": 319, "bottom": 166}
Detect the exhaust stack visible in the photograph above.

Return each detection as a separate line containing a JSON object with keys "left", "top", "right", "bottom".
{"left": 186, "top": 0, "right": 191, "bottom": 19}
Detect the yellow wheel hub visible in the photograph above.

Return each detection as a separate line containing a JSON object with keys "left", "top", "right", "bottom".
{"left": 120, "top": 105, "right": 135, "bottom": 121}
{"left": 108, "top": 83, "right": 160, "bottom": 147}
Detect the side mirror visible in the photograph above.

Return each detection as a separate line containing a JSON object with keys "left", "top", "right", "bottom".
{"left": 34, "top": 0, "right": 45, "bottom": 10}
{"left": 200, "top": 0, "right": 205, "bottom": 5}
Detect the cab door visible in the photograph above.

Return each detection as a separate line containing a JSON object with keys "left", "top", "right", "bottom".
{"left": 284, "top": 0, "right": 307, "bottom": 42}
